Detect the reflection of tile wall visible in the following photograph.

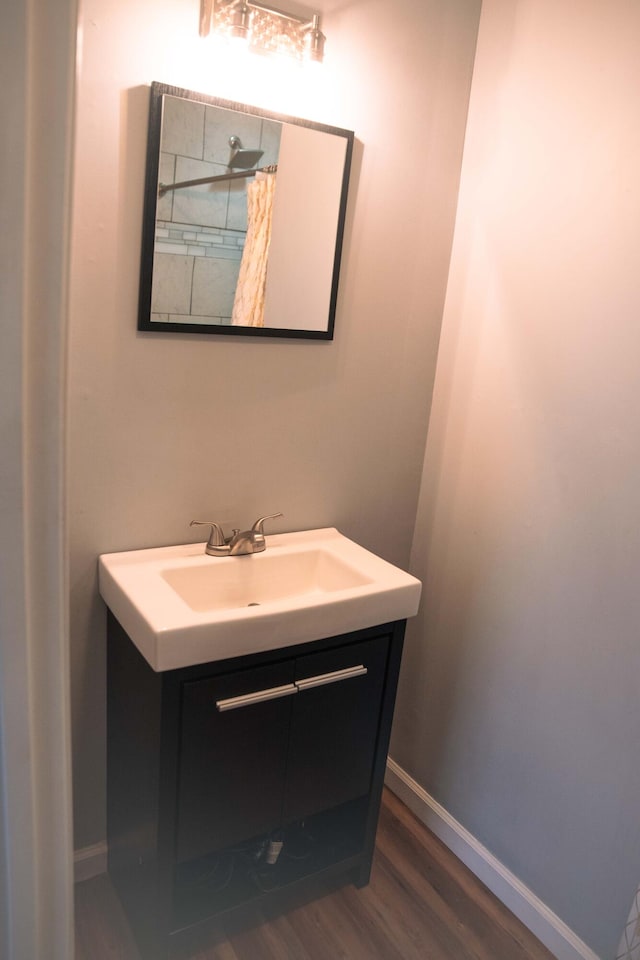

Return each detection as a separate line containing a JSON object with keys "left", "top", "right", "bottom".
{"left": 152, "top": 220, "right": 244, "bottom": 324}
{"left": 617, "top": 886, "right": 640, "bottom": 960}
{"left": 151, "top": 98, "right": 281, "bottom": 324}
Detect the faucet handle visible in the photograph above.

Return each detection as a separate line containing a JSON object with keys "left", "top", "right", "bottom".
{"left": 189, "top": 520, "right": 227, "bottom": 547}
{"left": 251, "top": 513, "right": 283, "bottom": 534}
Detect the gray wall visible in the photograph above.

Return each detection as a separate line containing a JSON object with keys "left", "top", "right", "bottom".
{"left": 391, "top": 1, "right": 640, "bottom": 957}
{"left": 68, "top": 0, "right": 480, "bottom": 849}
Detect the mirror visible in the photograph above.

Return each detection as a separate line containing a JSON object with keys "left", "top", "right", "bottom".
{"left": 138, "top": 82, "right": 354, "bottom": 340}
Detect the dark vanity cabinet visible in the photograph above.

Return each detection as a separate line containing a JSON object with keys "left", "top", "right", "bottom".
{"left": 107, "top": 613, "right": 406, "bottom": 959}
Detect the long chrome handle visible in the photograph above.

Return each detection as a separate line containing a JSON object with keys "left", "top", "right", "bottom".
{"left": 216, "top": 682, "right": 298, "bottom": 712}
{"left": 215, "top": 664, "right": 367, "bottom": 711}
{"left": 295, "top": 664, "right": 367, "bottom": 691}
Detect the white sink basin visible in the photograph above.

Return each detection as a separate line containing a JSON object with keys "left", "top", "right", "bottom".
{"left": 98, "top": 527, "right": 422, "bottom": 671}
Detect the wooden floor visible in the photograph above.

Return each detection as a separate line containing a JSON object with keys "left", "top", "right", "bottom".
{"left": 75, "top": 789, "right": 556, "bottom": 960}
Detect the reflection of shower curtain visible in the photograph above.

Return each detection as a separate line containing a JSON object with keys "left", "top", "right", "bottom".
{"left": 232, "top": 172, "right": 276, "bottom": 327}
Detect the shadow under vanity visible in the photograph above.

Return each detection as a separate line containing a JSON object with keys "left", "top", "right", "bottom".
{"left": 107, "top": 614, "right": 407, "bottom": 959}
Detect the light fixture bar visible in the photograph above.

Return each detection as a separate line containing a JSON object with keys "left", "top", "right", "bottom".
{"left": 199, "top": 0, "right": 325, "bottom": 62}
{"left": 249, "top": 1, "right": 310, "bottom": 26}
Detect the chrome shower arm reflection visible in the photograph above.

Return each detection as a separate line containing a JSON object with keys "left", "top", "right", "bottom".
{"left": 158, "top": 163, "right": 277, "bottom": 197}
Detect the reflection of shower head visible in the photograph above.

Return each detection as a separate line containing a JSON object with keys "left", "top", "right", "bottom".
{"left": 228, "top": 135, "right": 264, "bottom": 169}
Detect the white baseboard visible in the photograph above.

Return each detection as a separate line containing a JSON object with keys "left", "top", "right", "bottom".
{"left": 385, "top": 758, "right": 601, "bottom": 960}
{"left": 74, "top": 841, "right": 107, "bottom": 883}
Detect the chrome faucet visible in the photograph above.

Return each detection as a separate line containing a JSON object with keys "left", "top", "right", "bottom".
{"left": 190, "top": 513, "right": 283, "bottom": 557}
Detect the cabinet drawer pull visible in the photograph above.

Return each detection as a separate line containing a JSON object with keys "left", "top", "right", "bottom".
{"left": 216, "top": 683, "right": 298, "bottom": 712}
{"left": 295, "top": 664, "right": 367, "bottom": 691}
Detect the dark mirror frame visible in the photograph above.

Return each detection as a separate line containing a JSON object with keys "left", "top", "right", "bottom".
{"left": 138, "top": 82, "right": 354, "bottom": 340}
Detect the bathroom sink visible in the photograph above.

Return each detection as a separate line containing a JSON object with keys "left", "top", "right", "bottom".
{"left": 160, "top": 547, "right": 372, "bottom": 612}
{"left": 98, "top": 527, "right": 422, "bottom": 671}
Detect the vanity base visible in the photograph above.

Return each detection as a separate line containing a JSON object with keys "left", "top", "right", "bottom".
{"left": 107, "top": 613, "right": 405, "bottom": 960}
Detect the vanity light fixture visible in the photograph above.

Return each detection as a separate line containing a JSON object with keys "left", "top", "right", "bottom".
{"left": 199, "top": 0, "right": 326, "bottom": 63}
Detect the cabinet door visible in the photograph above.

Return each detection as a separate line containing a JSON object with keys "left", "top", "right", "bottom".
{"left": 176, "top": 660, "right": 295, "bottom": 863}
{"left": 283, "top": 634, "right": 390, "bottom": 823}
